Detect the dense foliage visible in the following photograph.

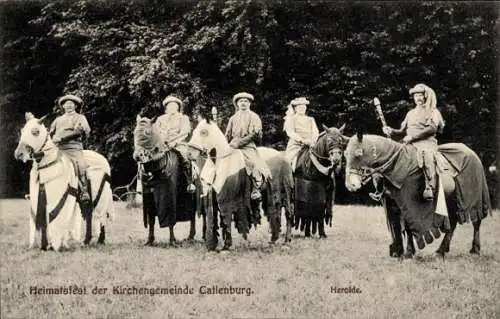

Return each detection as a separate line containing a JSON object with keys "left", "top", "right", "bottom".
{"left": 1, "top": 0, "right": 498, "bottom": 204}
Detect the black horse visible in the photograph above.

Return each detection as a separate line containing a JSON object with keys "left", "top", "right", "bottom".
{"left": 291, "top": 124, "right": 348, "bottom": 238}
{"left": 133, "top": 115, "right": 201, "bottom": 245}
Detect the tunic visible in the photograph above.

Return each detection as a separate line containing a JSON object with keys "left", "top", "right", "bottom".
{"left": 284, "top": 115, "right": 319, "bottom": 169}
{"left": 50, "top": 112, "right": 90, "bottom": 169}
{"left": 225, "top": 110, "right": 271, "bottom": 178}
{"left": 155, "top": 113, "right": 191, "bottom": 148}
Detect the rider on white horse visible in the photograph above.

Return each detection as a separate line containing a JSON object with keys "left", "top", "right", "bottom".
{"left": 383, "top": 84, "right": 445, "bottom": 200}
{"left": 49, "top": 94, "right": 91, "bottom": 207}
{"left": 225, "top": 92, "right": 271, "bottom": 201}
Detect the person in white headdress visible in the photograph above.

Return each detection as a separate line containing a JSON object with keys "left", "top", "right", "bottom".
{"left": 284, "top": 97, "right": 320, "bottom": 172}
{"left": 155, "top": 95, "right": 196, "bottom": 193}
{"left": 383, "top": 83, "right": 445, "bottom": 200}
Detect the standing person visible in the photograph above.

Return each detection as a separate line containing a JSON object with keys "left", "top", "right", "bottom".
{"left": 225, "top": 92, "right": 271, "bottom": 201}
{"left": 50, "top": 94, "right": 91, "bottom": 205}
{"left": 383, "top": 83, "right": 445, "bottom": 200}
{"left": 284, "top": 97, "right": 320, "bottom": 172}
{"left": 155, "top": 95, "right": 196, "bottom": 193}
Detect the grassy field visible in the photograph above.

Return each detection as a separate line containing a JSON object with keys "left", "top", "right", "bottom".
{"left": 1, "top": 199, "right": 499, "bottom": 319}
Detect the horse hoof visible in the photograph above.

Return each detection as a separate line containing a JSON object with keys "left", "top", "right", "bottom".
{"left": 144, "top": 241, "right": 154, "bottom": 246}
{"left": 435, "top": 251, "right": 446, "bottom": 260}
{"left": 281, "top": 244, "right": 291, "bottom": 251}
{"left": 469, "top": 248, "right": 480, "bottom": 255}
{"left": 403, "top": 252, "right": 414, "bottom": 259}
{"left": 319, "top": 234, "right": 327, "bottom": 239}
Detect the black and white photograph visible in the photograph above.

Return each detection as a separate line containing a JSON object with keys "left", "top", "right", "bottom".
{"left": 0, "top": 1, "right": 498, "bottom": 318}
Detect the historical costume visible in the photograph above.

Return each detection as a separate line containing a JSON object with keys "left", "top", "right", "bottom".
{"left": 383, "top": 83, "right": 445, "bottom": 200}
{"left": 155, "top": 95, "right": 196, "bottom": 193}
{"left": 225, "top": 92, "right": 271, "bottom": 201}
{"left": 49, "top": 94, "right": 91, "bottom": 204}
{"left": 284, "top": 97, "right": 320, "bottom": 171}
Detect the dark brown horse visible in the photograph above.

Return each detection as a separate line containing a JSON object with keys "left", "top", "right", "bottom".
{"left": 344, "top": 133, "right": 491, "bottom": 258}
{"left": 133, "top": 115, "right": 201, "bottom": 245}
{"left": 290, "top": 124, "right": 348, "bottom": 238}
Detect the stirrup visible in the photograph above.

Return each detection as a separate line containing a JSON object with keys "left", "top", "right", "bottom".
{"left": 186, "top": 183, "right": 196, "bottom": 193}
{"left": 80, "top": 192, "right": 91, "bottom": 204}
{"left": 251, "top": 189, "right": 262, "bottom": 201}
{"left": 423, "top": 186, "right": 434, "bottom": 201}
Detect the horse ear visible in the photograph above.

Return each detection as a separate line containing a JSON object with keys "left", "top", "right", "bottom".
{"left": 321, "top": 123, "right": 329, "bottom": 131}
{"left": 25, "top": 112, "right": 35, "bottom": 122}
{"left": 356, "top": 131, "right": 363, "bottom": 142}
{"left": 136, "top": 114, "right": 142, "bottom": 122}
{"left": 341, "top": 135, "right": 350, "bottom": 145}
{"left": 339, "top": 123, "right": 346, "bottom": 133}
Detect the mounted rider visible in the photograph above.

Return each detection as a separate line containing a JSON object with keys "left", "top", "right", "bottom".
{"left": 49, "top": 94, "right": 91, "bottom": 206}
{"left": 284, "top": 97, "right": 320, "bottom": 172}
{"left": 383, "top": 83, "right": 445, "bottom": 200}
{"left": 155, "top": 95, "right": 196, "bottom": 193}
{"left": 225, "top": 92, "right": 272, "bottom": 201}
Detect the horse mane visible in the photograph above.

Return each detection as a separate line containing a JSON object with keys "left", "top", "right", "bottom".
{"left": 312, "top": 131, "right": 328, "bottom": 156}
{"left": 134, "top": 118, "right": 164, "bottom": 152}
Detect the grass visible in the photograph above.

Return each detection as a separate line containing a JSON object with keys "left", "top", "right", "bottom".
{"left": 1, "top": 199, "right": 499, "bottom": 319}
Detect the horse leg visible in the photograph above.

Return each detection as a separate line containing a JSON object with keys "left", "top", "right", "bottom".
{"left": 403, "top": 230, "right": 416, "bottom": 259}
{"left": 283, "top": 207, "right": 292, "bottom": 243}
{"left": 436, "top": 214, "right": 458, "bottom": 257}
{"left": 304, "top": 218, "right": 311, "bottom": 238}
{"left": 28, "top": 217, "right": 36, "bottom": 249}
{"left": 97, "top": 225, "right": 105, "bottom": 245}
{"left": 221, "top": 216, "right": 232, "bottom": 251}
{"left": 319, "top": 217, "right": 327, "bottom": 238}
{"left": 169, "top": 225, "right": 177, "bottom": 245}
{"left": 470, "top": 219, "right": 482, "bottom": 255}
{"left": 40, "top": 226, "right": 48, "bottom": 251}
{"left": 83, "top": 208, "right": 92, "bottom": 246}
{"left": 202, "top": 213, "right": 207, "bottom": 241}
{"left": 188, "top": 215, "right": 196, "bottom": 241}
{"left": 145, "top": 212, "right": 155, "bottom": 246}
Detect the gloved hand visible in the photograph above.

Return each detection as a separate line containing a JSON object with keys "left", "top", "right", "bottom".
{"left": 382, "top": 126, "right": 393, "bottom": 136}
{"left": 402, "top": 135, "right": 413, "bottom": 144}
{"left": 229, "top": 138, "right": 240, "bottom": 148}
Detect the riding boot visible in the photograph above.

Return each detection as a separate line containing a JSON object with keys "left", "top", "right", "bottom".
{"left": 422, "top": 153, "right": 436, "bottom": 201}
{"left": 78, "top": 171, "right": 92, "bottom": 217}
{"left": 250, "top": 170, "right": 264, "bottom": 201}
{"left": 182, "top": 156, "right": 196, "bottom": 193}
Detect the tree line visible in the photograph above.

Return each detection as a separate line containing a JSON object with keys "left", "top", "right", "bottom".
{"left": 1, "top": 0, "right": 497, "bottom": 205}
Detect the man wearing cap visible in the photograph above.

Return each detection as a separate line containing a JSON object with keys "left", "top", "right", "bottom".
{"left": 383, "top": 83, "right": 445, "bottom": 200}
{"left": 284, "top": 97, "right": 320, "bottom": 172}
{"left": 49, "top": 94, "right": 92, "bottom": 204}
{"left": 155, "top": 95, "right": 196, "bottom": 193}
{"left": 225, "top": 92, "right": 271, "bottom": 201}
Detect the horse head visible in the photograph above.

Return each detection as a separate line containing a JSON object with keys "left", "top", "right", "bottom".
{"left": 344, "top": 132, "right": 401, "bottom": 192}
{"left": 315, "top": 123, "right": 349, "bottom": 168}
{"left": 133, "top": 114, "right": 165, "bottom": 163}
{"left": 14, "top": 112, "right": 50, "bottom": 163}
{"left": 187, "top": 118, "right": 227, "bottom": 160}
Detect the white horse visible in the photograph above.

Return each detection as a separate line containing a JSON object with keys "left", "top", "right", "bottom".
{"left": 187, "top": 117, "right": 294, "bottom": 250}
{"left": 14, "top": 112, "right": 113, "bottom": 251}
